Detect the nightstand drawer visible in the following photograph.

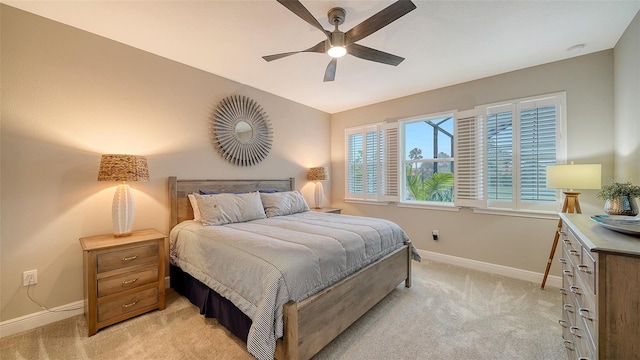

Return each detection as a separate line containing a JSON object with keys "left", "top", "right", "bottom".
{"left": 97, "top": 266, "right": 159, "bottom": 297}
{"left": 97, "top": 244, "right": 158, "bottom": 273}
{"left": 98, "top": 287, "right": 158, "bottom": 323}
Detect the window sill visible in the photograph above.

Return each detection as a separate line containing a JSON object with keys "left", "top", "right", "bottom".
{"left": 472, "top": 207, "right": 558, "bottom": 220}
{"left": 343, "top": 199, "right": 391, "bottom": 206}
{"left": 397, "top": 202, "right": 460, "bottom": 212}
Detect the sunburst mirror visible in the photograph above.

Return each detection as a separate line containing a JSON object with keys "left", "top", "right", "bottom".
{"left": 210, "top": 95, "right": 273, "bottom": 166}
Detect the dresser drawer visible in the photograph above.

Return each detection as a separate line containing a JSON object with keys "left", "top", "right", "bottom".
{"left": 97, "top": 266, "right": 159, "bottom": 297}
{"left": 573, "top": 276, "right": 597, "bottom": 350}
{"left": 98, "top": 287, "right": 158, "bottom": 323}
{"left": 97, "top": 244, "right": 158, "bottom": 273}
{"left": 578, "top": 246, "right": 596, "bottom": 296}
{"left": 560, "top": 248, "right": 575, "bottom": 288}
{"left": 562, "top": 227, "right": 582, "bottom": 267}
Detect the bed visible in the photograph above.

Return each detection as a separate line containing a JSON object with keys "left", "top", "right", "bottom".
{"left": 168, "top": 176, "right": 418, "bottom": 360}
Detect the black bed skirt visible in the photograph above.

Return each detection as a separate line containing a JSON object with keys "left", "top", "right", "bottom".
{"left": 170, "top": 264, "right": 252, "bottom": 342}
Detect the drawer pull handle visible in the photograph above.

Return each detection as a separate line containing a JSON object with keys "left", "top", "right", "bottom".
{"left": 563, "top": 270, "right": 573, "bottom": 277}
{"left": 577, "top": 357, "right": 590, "bottom": 360}
{"left": 122, "top": 255, "right": 138, "bottom": 262}
{"left": 562, "top": 239, "right": 571, "bottom": 245}
{"left": 558, "top": 231, "right": 566, "bottom": 236}
{"left": 578, "top": 264, "right": 592, "bottom": 274}
{"left": 559, "top": 258, "right": 567, "bottom": 264}
{"left": 569, "top": 326, "right": 581, "bottom": 338}
{"left": 578, "top": 308, "right": 593, "bottom": 321}
{"left": 563, "top": 340, "right": 574, "bottom": 351}
{"left": 569, "top": 249, "right": 580, "bottom": 257}
{"left": 122, "top": 278, "right": 139, "bottom": 286}
{"left": 559, "top": 288, "right": 567, "bottom": 295}
{"left": 558, "top": 319, "right": 569, "bottom": 328}
{"left": 563, "top": 304, "right": 574, "bottom": 313}
{"left": 122, "top": 299, "right": 140, "bottom": 308}
{"left": 570, "top": 286, "right": 581, "bottom": 295}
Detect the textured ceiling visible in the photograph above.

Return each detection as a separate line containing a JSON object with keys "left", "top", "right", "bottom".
{"left": 4, "top": 1, "right": 640, "bottom": 114}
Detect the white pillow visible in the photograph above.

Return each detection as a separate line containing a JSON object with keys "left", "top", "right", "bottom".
{"left": 260, "top": 190, "right": 310, "bottom": 217}
{"left": 187, "top": 193, "right": 202, "bottom": 222}
{"left": 195, "top": 191, "right": 266, "bottom": 226}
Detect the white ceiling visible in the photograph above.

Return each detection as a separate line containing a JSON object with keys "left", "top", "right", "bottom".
{"left": 4, "top": 1, "right": 639, "bottom": 114}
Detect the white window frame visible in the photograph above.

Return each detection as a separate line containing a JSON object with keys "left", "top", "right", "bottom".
{"left": 480, "top": 92, "right": 567, "bottom": 213}
{"left": 399, "top": 111, "right": 456, "bottom": 208}
{"left": 342, "top": 92, "right": 566, "bottom": 217}
{"left": 344, "top": 122, "right": 398, "bottom": 203}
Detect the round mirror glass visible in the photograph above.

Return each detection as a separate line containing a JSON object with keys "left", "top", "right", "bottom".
{"left": 235, "top": 121, "right": 253, "bottom": 143}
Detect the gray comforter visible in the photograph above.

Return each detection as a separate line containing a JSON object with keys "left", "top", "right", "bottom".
{"left": 169, "top": 211, "right": 419, "bottom": 360}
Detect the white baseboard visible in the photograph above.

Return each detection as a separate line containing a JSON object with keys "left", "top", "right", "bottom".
{"left": 417, "top": 249, "right": 562, "bottom": 289}
{"left": 2, "top": 258, "right": 560, "bottom": 338}
{"left": 0, "top": 276, "right": 173, "bottom": 339}
{"left": 0, "top": 300, "right": 84, "bottom": 338}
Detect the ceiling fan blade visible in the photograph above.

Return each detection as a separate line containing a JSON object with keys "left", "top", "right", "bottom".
{"left": 262, "top": 40, "right": 327, "bottom": 62}
{"left": 345, "top": 0, "right": 416, "bottom": 44}
{"left": 277, "top": 0, "right": 330, "bottom": 38}
{"left": 347, "top": 43, "right": 404, "bottom": 66}
{"left": 323, "top": 58, "right": 337, "bottom": 82}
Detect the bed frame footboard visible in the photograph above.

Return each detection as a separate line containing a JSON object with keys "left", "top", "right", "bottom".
{"left": 275, "top": 243, "right": 412, "bottom": 360}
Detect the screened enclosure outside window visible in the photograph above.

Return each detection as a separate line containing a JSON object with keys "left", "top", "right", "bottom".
{"left": 400, "top": 115, "right": 455, "bottom": 203}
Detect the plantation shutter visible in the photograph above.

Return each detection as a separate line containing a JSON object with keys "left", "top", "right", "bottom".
{"left": 346, "top": 129, "right": 364, "bottom": 196}
{"left": 454, "top": 109, "right": 486, "bottom": 208}
{"left": 518, "top": 98, "right": 558, "bottom": 203}
{"left": 378, "top": 122, "right": 399, "bottom": 201}
{"left": 486, "top": 104, "right": 514, "bottom": 203}
{"left": 345, "top": 123, "right": 397, "bottom": 201}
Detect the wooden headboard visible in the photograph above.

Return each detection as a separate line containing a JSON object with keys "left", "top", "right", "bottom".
{"left": 168, "top": 176, "right": 295, "bottom": 229}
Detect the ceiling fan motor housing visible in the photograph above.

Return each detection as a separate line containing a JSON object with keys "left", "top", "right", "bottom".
{"left": 327, "top": 7, "right": 346, "bottom": 49}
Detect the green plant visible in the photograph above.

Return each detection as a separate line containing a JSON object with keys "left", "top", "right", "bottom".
{"left": 406, "top": 164, "right": 454, "bottom": 202}
{"left": 596, "top": 181, "right": 640, "bottom": 200}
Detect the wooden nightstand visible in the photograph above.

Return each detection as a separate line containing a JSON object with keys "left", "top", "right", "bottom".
{"left": 80, "top": 228, "right": 166, "bottom": 336}
{"left": 311, "top": 207, "right": 342, "bottom": 214}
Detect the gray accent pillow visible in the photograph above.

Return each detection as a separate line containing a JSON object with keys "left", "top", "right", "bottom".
{"left": 260, "top": 190, "right": 310, "bottom": 217}
{"left": 195, "top": 191, "right": 266, "bottom": 226}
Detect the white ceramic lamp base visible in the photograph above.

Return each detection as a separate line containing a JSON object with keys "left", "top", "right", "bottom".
{"left": 112, "top": 183, "right": 134, "bottom": 237}
{"left": 314, "top": 181, "right": 324, "bottom": 209}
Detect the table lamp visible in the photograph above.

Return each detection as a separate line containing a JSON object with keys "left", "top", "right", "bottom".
{"left": 307, "top": 167, "right": 328, "bottom": 209}
{"left": 541, "top": 162, "right": 601, "bottom": 289}
{"left": 97, "top": 154, "right": 149, "bottom": 237}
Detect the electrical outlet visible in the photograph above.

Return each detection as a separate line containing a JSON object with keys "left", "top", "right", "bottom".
{"left": 432, "top": 230, "right": 439, "bottom": 241}
{"left": 23, "top": 269, "right": 37, "bottom": 287}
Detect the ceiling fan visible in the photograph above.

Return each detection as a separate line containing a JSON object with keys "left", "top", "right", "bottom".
{"left": 263, "top": 0, "right": 417, "bottom": 82}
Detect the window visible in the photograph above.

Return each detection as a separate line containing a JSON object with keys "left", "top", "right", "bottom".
{"left": 345, "top": 123, "right": 397, "bottom": 202}
{"left": 457, "top": 92, "right": 566, "bottom": 211}
{"left": 399, "top": 114, "right": 455, "bottom": 204}
{"left": 344, "top": 92, "right": 566, "bottom": 213}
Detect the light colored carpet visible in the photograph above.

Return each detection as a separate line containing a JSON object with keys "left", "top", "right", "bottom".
{"left": 0, "top": 260, "right": 564, "bottom": 360}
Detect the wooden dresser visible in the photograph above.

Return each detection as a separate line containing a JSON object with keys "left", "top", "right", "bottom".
{"left": 80, "top": 228, "right": 166, "bottom": 336}
{"left": 558, "top": 214, "right": 640, "bottom": 360}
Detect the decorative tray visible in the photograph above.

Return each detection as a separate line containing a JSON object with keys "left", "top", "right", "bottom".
{"left": 590, "top": 215, "right": 640, "bottom": 236}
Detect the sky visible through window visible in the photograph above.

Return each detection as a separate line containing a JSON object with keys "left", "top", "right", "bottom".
{"left": 404, "top": 117, "right": 453, "bottom": 159}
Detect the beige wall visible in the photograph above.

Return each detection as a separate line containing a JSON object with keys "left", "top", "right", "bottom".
{"left": 0, "top": 6, "right": 331, "bottom": 321}
{"left": 330, "top": 50, "right": 617, "bottom": 277}
{"left": 614, "top": 11, "right": 640, "bottom": 182}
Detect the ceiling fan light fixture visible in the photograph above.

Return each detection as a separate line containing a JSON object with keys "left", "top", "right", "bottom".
{"left": 328, "top": 46, "right": 347, "bottom": 58}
